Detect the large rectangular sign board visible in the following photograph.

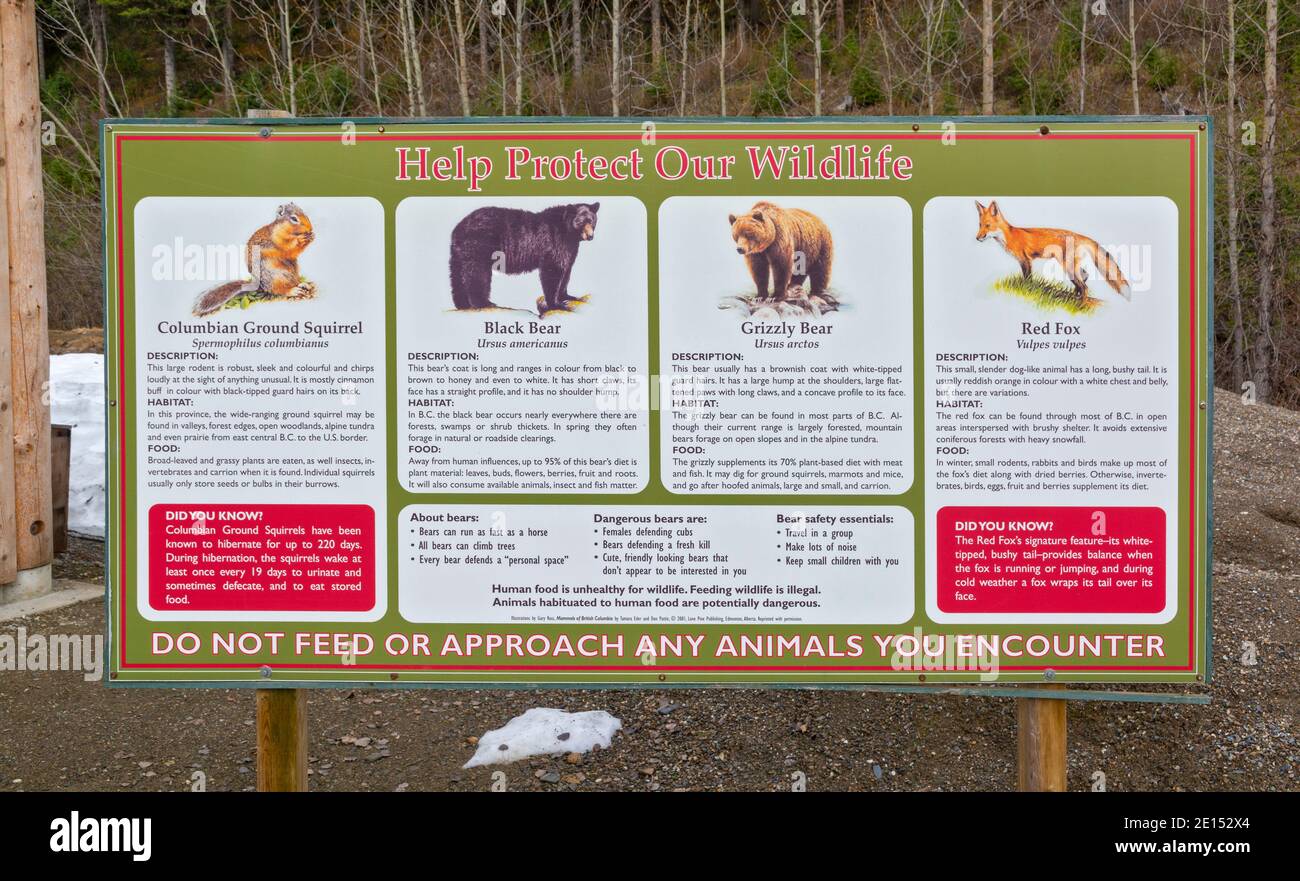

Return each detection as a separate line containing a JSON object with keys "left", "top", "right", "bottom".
{"left": 103, "top": 117, "right": 1212, "bottom": 686}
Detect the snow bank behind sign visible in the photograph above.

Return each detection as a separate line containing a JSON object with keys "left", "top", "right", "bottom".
{"left": 464, "top": 708, "right": 622, "bottom": 768}
{"left": 50, "top": 354, "right": 106, "bottom": 538}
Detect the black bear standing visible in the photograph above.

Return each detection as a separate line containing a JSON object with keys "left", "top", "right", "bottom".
{"left": 448, "top": 203, "right": 600, "bottom": 313}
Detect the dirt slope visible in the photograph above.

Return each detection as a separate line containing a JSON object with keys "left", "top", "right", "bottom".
{"left": 48, "top": 327, "right": 104, "bottom": 355}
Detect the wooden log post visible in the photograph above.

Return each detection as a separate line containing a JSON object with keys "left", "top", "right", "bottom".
{"left": 0, "top": 0, "right": 53, "bottom": 602}
{"left": 256, "top": 689, "right": 308, "bottom": 792}
{"left": 0, "top": 51, "right": 16, "bottom": 592}
{"left": 1017, "top": 684, "right": 1068, "bottom": 791}
{"left": 50, "top": 423, "right": 69, "bottom": 554}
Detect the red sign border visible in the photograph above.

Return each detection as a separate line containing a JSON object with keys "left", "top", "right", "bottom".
{"left": 109, "top": 127, "right": 1203, "bottom": 675}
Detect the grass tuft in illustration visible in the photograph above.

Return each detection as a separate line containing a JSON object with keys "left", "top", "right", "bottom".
{"left": 536, "top": 292, "right": 589, "bottom": 317}
{"left": 992, "top": 273, "right": 1102, "bottom": 316}
{"left": 220, "top": 280, "right": 312, "bottom": 312}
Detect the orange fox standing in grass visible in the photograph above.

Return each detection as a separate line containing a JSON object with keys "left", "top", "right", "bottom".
{"left": 974, "top": 200, "right": 1131, "bottom": 300}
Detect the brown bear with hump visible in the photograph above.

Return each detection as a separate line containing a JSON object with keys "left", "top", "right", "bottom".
{"left": 728, "top": 201, "right": 833, "bottom": 301}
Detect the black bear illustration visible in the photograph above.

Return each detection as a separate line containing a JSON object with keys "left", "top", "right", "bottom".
{"left": 448, "top": 203, "right": 600, "bottom": 312}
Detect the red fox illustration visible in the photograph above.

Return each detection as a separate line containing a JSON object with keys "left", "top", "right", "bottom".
{"left": 975, "top": 200, "right": 1131, "bottom": 301}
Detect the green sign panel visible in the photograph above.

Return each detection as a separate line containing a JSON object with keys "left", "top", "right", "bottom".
{"left": 102, "top": 117, "right": 1211, "bottom": 686}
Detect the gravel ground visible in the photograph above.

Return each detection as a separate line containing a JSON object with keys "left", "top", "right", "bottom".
{"left": 0, "top": 390, "right": 1295, "bottom": 792}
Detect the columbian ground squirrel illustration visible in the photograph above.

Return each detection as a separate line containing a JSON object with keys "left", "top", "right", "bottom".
{"left": 192, "top": 203, "right": 317, "bottom": 316}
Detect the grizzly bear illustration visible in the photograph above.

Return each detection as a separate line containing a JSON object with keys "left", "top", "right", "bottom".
{"left": 728, "top": 201, "right": 833, "bottom": 300}
{"left": 448, "top": 203, "right": 599, "bottom": 312}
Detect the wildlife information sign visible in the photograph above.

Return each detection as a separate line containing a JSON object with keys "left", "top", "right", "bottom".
{"left": 102, "top": 117, "right": 1211, "bottom": 686}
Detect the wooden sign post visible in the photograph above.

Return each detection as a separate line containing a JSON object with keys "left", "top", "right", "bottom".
{"left": 1017, "top": 685, "right": 1068, "bottom": 791}
{"left": 235, "top": 109, "right": 309, "bottom": 794}
{"left": 256, "top": 689, "right": 308, "bottom": 792}
{"left": 0, "top": 0, "right": 54, "bottom": 606}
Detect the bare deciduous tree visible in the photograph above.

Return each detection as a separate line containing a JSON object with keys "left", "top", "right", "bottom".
{"left": 478, "top": 0, "right": 490, "bottom": 79}
{"left": 652, "top": 0, "right": 662, "bottom": 66}
{"left": 42, "top": 0, "right": 125, "bottom": 117}
{"left": 453, "top": 0, "right": 473, "bottom": 115}
{"left": 1127, "top": 0, "right": 1139, "bottom": 114}
{"left": 540, "top": 0, "right": 570, "bottom": 114}
{"left": 573, "top": 0, "right": 584, "bottom": 77}
{"left": 1079, "top": 0, "right": 1087, "bottom": 112}
{"left": 515, "top": 0, "right": 526, "bottom": 114}
{"left": 872, "top": 0, "right": 897, "bottom": 115}
{"left": 980, "top": 0, "right": 993, "bottom": 113}
{"left": 162, "top": 33, "right": 176, "bottom": 107}
{"left": 611, "top": 0, "right": 622, "bottom": 115}
{"left": 1254, "top": 0, "right": 1279, "bottom": 399}
{"left": 678, "top": 0, "right": 693, "bottom": 115}
{"left": 1224, "top": 0, "right": 1245, "bottom": 388}
{"left": 811, "top": 0, "right": 825, "bottom": 115}
{"left": 719, "top": 0, "right": 727, "bottom": 115}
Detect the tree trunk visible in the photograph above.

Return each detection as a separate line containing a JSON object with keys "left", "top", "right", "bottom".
{"left": 812, "top": 1, "right": 822, "bottom": 115}
{"left": 202, "top": 1, "right": 240, "bottom": 114}
{"left": 541, "top": 0, "right": 569, "bottom": 114}
{"left": 498, "top": 3, "right": 508, "bottom": 115}
{"left": 399, "top": 0, "right": 415, "bottom": 114}
{"left": 354, "top": 0, "right": 368, "bottom": 105}
{"left": 1225, "top": 0, "right": 1245, "bottom": 388}
{"left": 872, "top": 0, "right": 894, "bottom": 115}
{"left": 223, "top": 0, "right": 237, "bottom": 84}
{"left": 981, "top": 0, "right": 993, "bottom": 114}
{"left": 89, "top": 0, "right": 109, "bottom": 117}
{"left": 307, "top": 0, "right": 320, "bottom": 55}
{"left": 308, "top": 0, "right": 321, "bottom": 56}
{"left": 573, "top": 0, "right": 584, "bottom": 77}
{"left": 610, "top": 0, "right": 621, "bottom": 115}
{"left": 1253, "top": 0, "right": 1278, "bottom": 399}
{"left": 678, "top": 0, "right": 691, "bottom": 114}
{"left": 477, "top": 0, "right": 489, "bottom": 78}
{"left": 1078, "top": 0, "right": 1087, "bottom": 113}
{"left": 410, "top": 0, "right": 426, "bottom": 115}
{"left": 409, "top": 0, "right": 427, "bottom": 115}
{"left": 1197, "top": 5, "right": 1209, "bottom": 111}
{"left": 651, "top": 0, "right": 662, "bottom": 67}
{"left": 279, "top": 0, "right": 296, "bottom": 116}
{"left": 452, "top": 0, "right": 473, "bottom": 115}
{"left": 718, "top": 0, "right": 726, "bottom": 115}
{"left": 921, "top": 0, "right": 942, "bottom": 115}
{"left": 363, "top": 0, "right": 383, "bottom": 113}
{"left": 1128, "top": 0, "right": 1140, "bottom": 115}
{"left": 163, "top": 34, "right": 177, "bottom": 109}
{"left": 514, "top": 0, "right": 525, "bottom": 114}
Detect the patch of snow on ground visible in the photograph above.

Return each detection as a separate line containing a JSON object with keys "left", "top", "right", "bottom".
{"left": 50, "top": 354, "right": 105, "bottom": 538}
{"left": 464, "top": 708, "right": 622, "bottom": 768}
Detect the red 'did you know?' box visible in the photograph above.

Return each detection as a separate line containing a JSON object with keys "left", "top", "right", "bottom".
{"left": 148, "top": 503, "right": 376, "bottom": 613}
{"left": 935, "top": 506, "right": 1166, "bottom": 615}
